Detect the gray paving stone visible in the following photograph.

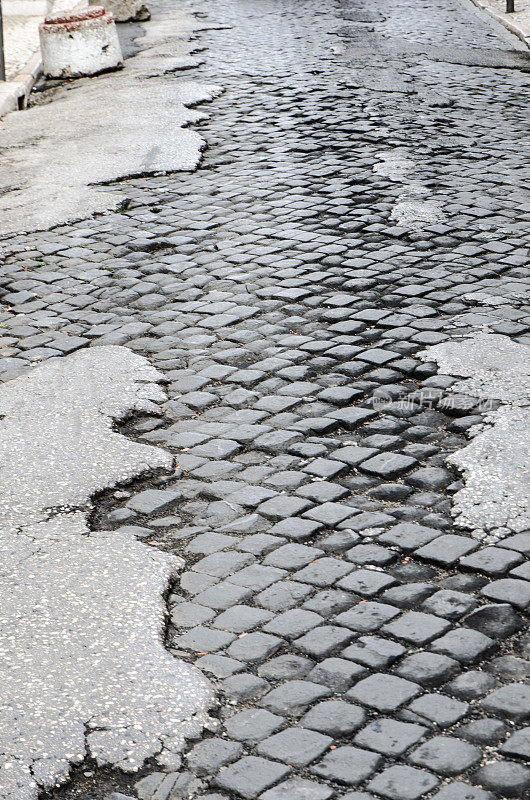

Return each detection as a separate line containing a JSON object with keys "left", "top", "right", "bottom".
{"left": 302, "top": 502, "right": 355, "bottom": 527}
{"left": 170, "top": 601, "right": 216, "bottom": 628}
{"left": 381, "top": 582, "right": 435, "bottom": 609}
{"left": 126, "top": 488, "right": 181, "bottom": 514}
{"left": 196, "top": 653, "right": 243, "bottom": 678}
{"left": 225, "top": 708, "right": 284, "bottom": 742}
{"left": 501, "top": 727, "right": 530, "bottom": 759}
{"left": 195, "top": 581, "right": 253, "bottom": 609}
{"left": 408, "top": 694, "right": 469, "bottom": 727}
{"left": 480, "top": 578, "right": 530, "bottom": 609}
{"left": 472, "top": 761, "right": 530, "bottom": 797}
{"left": 186, "top": 737, "right": 243, "bottom": 776}
{"left": 355, "top": 718, "right": 427, "bottom": 756}
{"left": 334, "top": 601, "right": 400, "bottom": 633}
{"left": 300, "top": 700, "right": 366, "bottom": 737}
{"left": 341, "top": 636, "right": 405, "bottom": 668}
{"left": 264, "top": 543, "right": 323, "bottom": 569}
{"left": 193, "top": 551, "right": 254, "bottom": 578}
{"left": 303, "top": 588, "right": 355, "bottom": 617}
{"left": 395, "top": 652, "right": 459, "bottom": 687}
{"left": 409, "top": 736, "right": 481, "bottom": 775}
{"left": 293, "top": 558, "right": 354, "bottom": 586}
{"left": 367, "top": 765, "right": 439, "bottom": 799}
{"left": 263, "top": 609, "right": 323, "bottom": 639}
{"left": 458, "top": 718, "right": 507, "bottom": 745}
{"left": 295, "top": 625, "right": 354, "bottom": 659}
{"left": 379, "top": 522, "right": 442, "bottom": 550}
{"left": 214, "top": 756, "right": 290, "bottom": 799}
{"left": 213, "top": 605, "right": 274, "bottom": 632}
{"left": 312, "top": 746, "right": 382, "bottom": 786}
{"left": 460, "top": 546, "right": 523, "bottom": 576}
{"left": 481, "top": 683, "right": 530, "bottom": 721}
{"left": 174, "top": 626, "right": 235, "bottom": 653}
{"left": 431, "top": 784, "right": 493, "bottom": 800}
{"left": 229, "top": 564, "right": 287, "bottom": 589}
{"left": 422, "top": 589, "right": 477, "bottom": 619}
{"left": 430, "top": 628, "right": 495, "bottom": 663}
{"left": 268, "top": 518, "right": 323, "bottom": 541}
{"left": 258, "top": 654, "right": 314, "bottom": 681}
{"left": 227, "top": 632, "right": 282, "bottom": 663}
{"left": 258, "top": 495, "right": 313, "bottom": 519}
{"left": 259, "top": 777, "right": 334, "bottom": 800}
{"left": 381, "top": 611, "right": 451, "bottom": 645}
{"left": 221, "top": 674, "right": 270, "bottom": 703}
{"left": 327, "top": 407, "right": 376, "bottom": 429}
{"left": 257, "top": 727, "right": 333, "bottom": 766}
{"left": 337, "top": 569, "right": 396, "bottom": 597}
{"left": 260, "top": 680, "right": 332, "bottom": 716}
{"left": 347, "top": 674, "right": 421, "bottom": 711}
{"left": 361, "top": 452, "right": 417, "bottom": 479}
{"left": 415, "top": 535, "right": 477, "bottom": 566}
{"left": 307, "top": 657, "right": 367, "bottom": 691}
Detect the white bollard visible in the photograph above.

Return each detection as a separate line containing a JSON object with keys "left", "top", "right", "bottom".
{"left": 39, "top": 7, "right": 123, "bottom": 79}
{"left": 89, "top": 0, "right": 150, "bottom": 23}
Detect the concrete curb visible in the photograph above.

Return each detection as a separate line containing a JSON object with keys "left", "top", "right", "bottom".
{"left": 468, "top": 0, "right": 530, "bottom": 48}
{"left": 0, "top": 50, "right": 41, "bottom": 119}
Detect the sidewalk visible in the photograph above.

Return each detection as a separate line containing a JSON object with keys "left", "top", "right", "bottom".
{"left": 471, "top": 0, "right": 530, "bottom": 45}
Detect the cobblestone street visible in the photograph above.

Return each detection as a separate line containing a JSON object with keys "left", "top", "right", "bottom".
{"left": 0, "top": 0, "right": 529, "bottom": 798}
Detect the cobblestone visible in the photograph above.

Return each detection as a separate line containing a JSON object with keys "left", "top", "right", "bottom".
{"left": 4, "top": 0, "right": 530, "bottom": 797}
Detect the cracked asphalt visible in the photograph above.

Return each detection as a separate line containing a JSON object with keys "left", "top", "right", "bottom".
{"left": 0, "top": 0, "right": 529, "bottom": 798}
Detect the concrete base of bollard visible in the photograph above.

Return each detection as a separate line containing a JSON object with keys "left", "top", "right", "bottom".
{"left": 89, "top": 0, "right": 150, "bottom": 22}
{"left": 39, "top": 7, "right": 123, "bottom": 79}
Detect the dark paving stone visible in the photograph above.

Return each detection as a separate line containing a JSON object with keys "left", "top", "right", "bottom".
{"left": 464, "top": 603, "right": 522, "bottom": 638}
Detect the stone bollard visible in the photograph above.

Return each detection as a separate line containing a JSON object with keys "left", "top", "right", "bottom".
{"left": 39, "top": 7, "right": 123, "bottom": 79}
{"left": 89, "top": 0, "right": 150, "bottom": 23}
